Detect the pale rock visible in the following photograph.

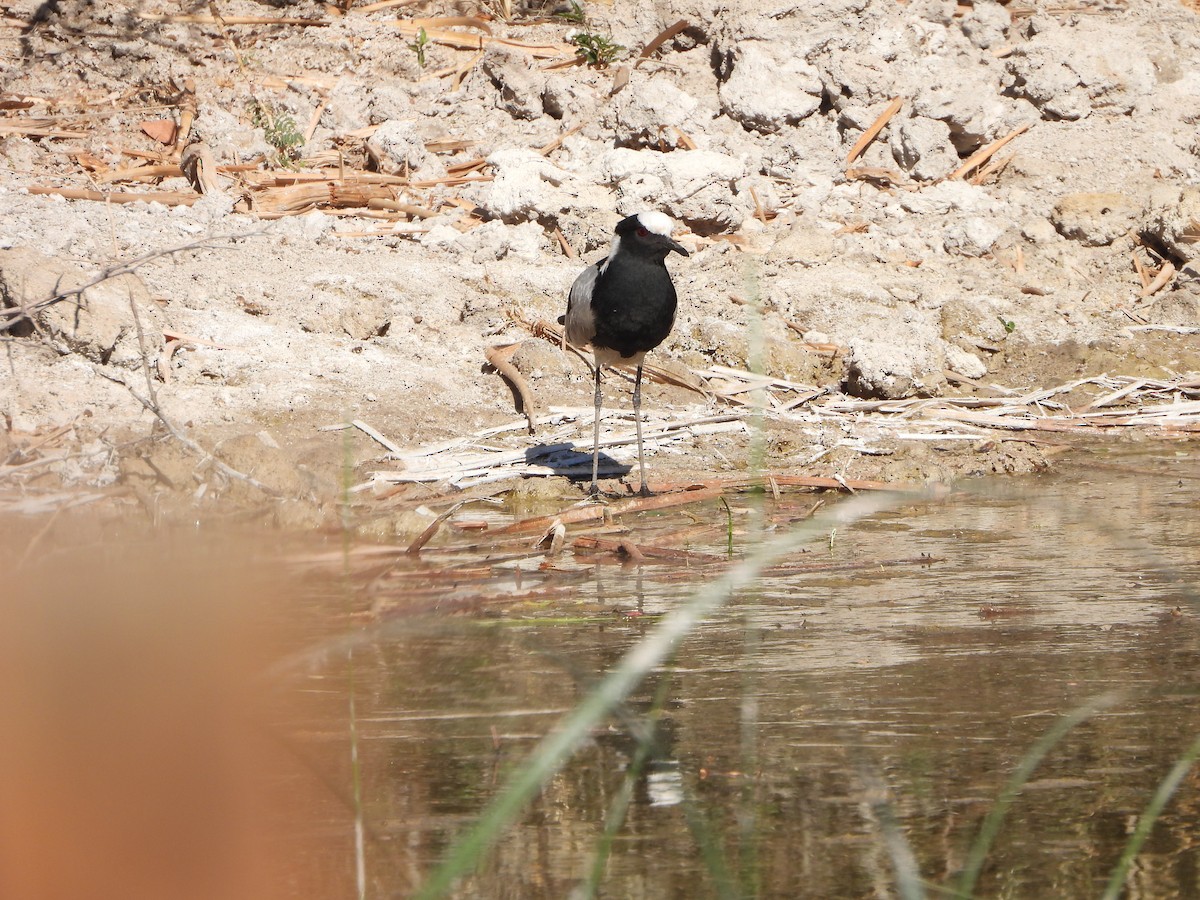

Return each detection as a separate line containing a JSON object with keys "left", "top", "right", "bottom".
{"left": 324, "top": 79, "right": 371, "bottom": 133}
{"left": 367, "top": 84, "right": 413, "bottom": 124}
{"left": 900, "top": 179, "right": 1000, "bottom": 216}
{"left": 915, "top": 85, "right": 1037, "bottom": 153}
{"left": 299, "top": 278, "right": 391, "bottom": 340}
{"left": 907, "top": 51, "right": 1036, "bottom": 152}
{"left": 1144, "top": 185, "right": 1200, "bottom": 262}
{"left": 601, "top": 148, "right": 750, "bottom": 232}
{"left": 719, "top": 40, "right": 823, "bottom": 133}
{"left": 817, "top": 44, "right": 910, "bottom": 112}
{"left": 419, "top": 223, "right": 464, "bottom": 251}
{"left": 767, "top": 220, "right": 835, "bottom": 266}
{"left": 1004, "top": 20, "right": 1157, "bottom": 120}
{"left": 481, "top": 45, "right": 546, "bottom": 121}
{"left": 0, "top": 247, "right": 164, "bottom": 367}
{"left": 189, "top": 192, "right": 236, "bottom": 224}
{"left": 843, "top": 337, "right": 945, "bottom": 399}
{"left": 837, "top": 104, "right": 882, "bottom": 133}
{"left": 366, "top": 120, "right": 444, "bottom": 178}
{"left": 461, "top": 220, "right": 546, "bottom": 262}
{"left": 610, "top": 73, "right": 700, "bottom": 146}
{"left": 542, "top": 73, "right": 596, "bottom": 120}
{"left": 484, "top": 148, "right": 569, "bottom": 222}
{"left": 196, "top": 105, "right": 272, "bottom": 163}
{"left": 945, "top": 345, "right": 988, "bottom": 379}
{"left": 1051, "top": 192, "right": 1142, "bottom": 246}
{"left": 1021, "top": 218, "right": 1059, "bottom": 244}
{"left": 300, "top": 210, "right": 333, "bottom": 241}
{"left": 268, "top": 211, "right": 333, "bottom": 242}
{"left": 960, "top": 1, "right": 1010, "bottom": 50}
{"left": 889, "top": 116, "right": 959, "bottom": 181}
{"left": 943, "top": 217, "right": 1004, "bottom": 257}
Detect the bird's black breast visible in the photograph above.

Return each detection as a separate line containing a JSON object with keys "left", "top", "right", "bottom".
{"left": 590, "top": 256, "right": 678, "bottom": 359}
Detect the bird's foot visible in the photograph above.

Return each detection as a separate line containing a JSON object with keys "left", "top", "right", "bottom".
{"left": 637, "top": 483, "right": 653, "bottom": 498}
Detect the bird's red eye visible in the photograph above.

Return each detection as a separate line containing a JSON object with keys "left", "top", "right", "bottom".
{"left": 637, "top": 227, "right": 648, "bottom": 237}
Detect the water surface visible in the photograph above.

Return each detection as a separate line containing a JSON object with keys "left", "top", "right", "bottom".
{"left": 309, "top": 448, "right": 1200, "bottom": 898}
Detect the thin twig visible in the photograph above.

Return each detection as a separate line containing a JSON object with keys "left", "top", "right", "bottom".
{"left": 844, "top": 97, "right": 903, "bottom": 170}
{"left": 93, "top": 367, "right": 280, "bottom": 496}
{"left": 352, "top": 419, "right": 404, "bottom": 455}
{"left": 26, "top": 186, "right": 198, "bottom": 205}
{"left": 634, "top": 20, "right": 689, "bottom": 66}
{"left": 949, "top": 123, "right": 1032, "bottom": 181}
{"left": 0, "top": 231, "right": 263, "bottom": 330}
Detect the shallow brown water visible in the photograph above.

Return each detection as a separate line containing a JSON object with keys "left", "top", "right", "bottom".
{"left": 4, "top": 447, "right": 1200, "bottom": 899}
{"left": 295, "top": 448, "right": 1200, "bottom": 899}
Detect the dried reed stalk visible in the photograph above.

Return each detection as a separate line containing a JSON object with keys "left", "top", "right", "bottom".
{"left": 552, "top": 227, "right": 577, "bottom": 258}
{"left": 139, "top": 12, "right": 328, "bottom": 25}
{"left": 27, "top": 186, "right": 198, "bottom": 206}
{"left": 242, "top": 182, "right": 417, "bottom": 214}
{"left": 573, "top": 535, "right": 725, "bottom": 563}
{"left": 969, "top": 149, "right": 1016, "bottom": 185}
{"left": 0, "top": 119, "right": 88, "bottom": 138}
{"left": 179, "top": 141, "right": 224, "bottom": 195}
{"left": 635, "top": 20, "right": 689, "bottom": 64}
{"left": 1138, "top": 261, "right": 1176, "bottom": 299}
{"left": 485, "top": 344, "right": 537, "bottom": 434}
{"left": 95, "top": 164, "right": 184, "bottom": 185}
{"left": 353, "top": 0, "right": 425, "bottom": 12}
{"left": 1132, "top": 248, "right": 1151, "bottom": 289}
{"left": 411, "top": 16, "right": 491, "bottom": 33}
{"left": 173, "top": 78, "right": 197, "bottom": 156}
{"left": 498, "top": 486, "right": 727, "bottom": 535}
{"left": 365, "top": 198, "right": 438, "bottom": 217}
{"left": 950, "top": 122, "right": 1031, "bottom": 181}
{"left": 844, "top": 97, "right": 903, "bottom": 170}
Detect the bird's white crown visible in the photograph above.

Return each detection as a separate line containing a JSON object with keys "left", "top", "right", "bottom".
{"left": 636, "top": 211, "right": 675, "bottom": 237}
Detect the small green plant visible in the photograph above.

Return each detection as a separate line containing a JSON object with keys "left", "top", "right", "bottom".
{"left": 249, "top": 100, "right": 303, "bottom": 167}
{"left": 719, "top": 496, "right": 734, "bottom": 559}
{"left": 555, "top": 1, "right": 586, "bottom": 23}
{"left": 998, "top": 315, "right": 1016, "bottom": 334}
{"left": 408, "top": 26, "right": 430, "bottom": 68}
{"left": 570, "top": 30, "right": 623, "bottom": 67}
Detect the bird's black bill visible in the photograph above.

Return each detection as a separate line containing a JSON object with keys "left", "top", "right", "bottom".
{"left": 667, "top": 239, "right": 689, "bottom": 257}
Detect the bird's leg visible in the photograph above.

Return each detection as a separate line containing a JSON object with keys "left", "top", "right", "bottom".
{"left": 590, "top": 363, "right": 602, "bottom": 496}
{"left": 633, "top": 363, "right": 650, "bottom": 496}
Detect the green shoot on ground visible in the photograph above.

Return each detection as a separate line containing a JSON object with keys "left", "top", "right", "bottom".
{"left": 570, "top": 31, "right": 624, "bottom": 67}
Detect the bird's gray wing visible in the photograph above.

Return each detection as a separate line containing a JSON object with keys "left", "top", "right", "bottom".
{"left": 562, "top": 258, "right": 604, "bottom": 347}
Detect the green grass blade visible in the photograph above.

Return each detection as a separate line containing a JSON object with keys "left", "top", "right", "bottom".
{"left": 1100, "top": 731, "right": 1200, "bottom": 900}
{"left": 860, "top": 768, "right": 926, "bottom": 900}
{"left": 578, "top": 675, "right": 674, "bottom": 898}
{"left": 954, "top": 692, "right": 1121, "bottom": 898}
{"left": 577, "top": 742, "right": 645, "bottom": 898}
{"left": 680, "top": 795, "right": 740, "bottom": 900}
{"left": 737, "top": 622, "right": 762, "bottom": 899}
{"left": 413, "top": 492, "right": 904, "bottom": 899}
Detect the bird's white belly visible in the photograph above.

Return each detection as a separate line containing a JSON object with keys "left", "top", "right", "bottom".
{"left": 592, "top": 346, "right": 647, "bottom": 368}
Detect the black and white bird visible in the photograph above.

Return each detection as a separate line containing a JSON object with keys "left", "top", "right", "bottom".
{"left": 559, "top": 211, "right": 689, "bottom": 496}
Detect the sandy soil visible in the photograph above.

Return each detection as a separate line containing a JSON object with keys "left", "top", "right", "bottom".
{"left": 2, "top": 0, "right": 1199, "bottom": 530}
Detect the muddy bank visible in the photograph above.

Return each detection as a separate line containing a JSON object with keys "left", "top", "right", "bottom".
{"left": 1, "top": 0, "right": 1199, "bottom": 528}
